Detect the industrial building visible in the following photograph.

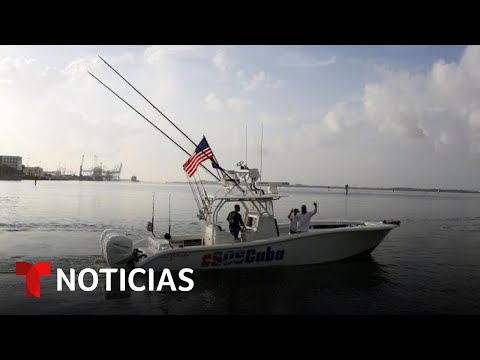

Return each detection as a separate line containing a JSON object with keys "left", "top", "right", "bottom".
{"left": 0, "top": 155, "right": 22, "bottom": 171}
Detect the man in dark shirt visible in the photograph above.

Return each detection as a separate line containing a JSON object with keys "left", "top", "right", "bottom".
{"left": 227, "top": 204, "right": 245, "bottom": 241}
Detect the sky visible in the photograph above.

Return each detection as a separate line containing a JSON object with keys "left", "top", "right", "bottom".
{"left": 1, "top": 45, "right": 479, "bottom": 190}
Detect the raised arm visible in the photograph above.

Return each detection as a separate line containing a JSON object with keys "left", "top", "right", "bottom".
{"left": 288, "top": 209, "right": 294, "bottom": 220}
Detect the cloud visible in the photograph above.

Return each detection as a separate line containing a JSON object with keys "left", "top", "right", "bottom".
{"left": 363, "top": 72, "right": 429, "bottom": 139}
{"left": 3, "top": 45, "right": 480, "bottom": 188}
{"left": 64, "top": 57, "right": 102, "bottom": 80}
{"left": 279, "top": 52, "right": 336, "bottom": 67}
{"left": 244, "top": 71, "right": 266, "bottom": 90}
{"left": 275, "top": 43, "right": 480, "bottom": 185}
{"left": 469, "top": 110, "right": 480, "bottom": 153}
{"left": 213, "top": 49, "right": 227, "bottom": 72}
{"left": 225, "top": 97, "right": 252, "bottom": 111}
{"left": 0, "top": 56, "right": 65, "bottom": 95}
{"left": 238, "top": 70, "right": 284, "bottom": 91}
{"left": 321, "top": 103, "right": 361, "bottom": 136}
{"left": 204, "top": 92, "right": 252, "bottom": 112}
{"left": 323, "top": 106, "right": 344, "bottom": 134}
{"left": 63, "top": 53, "right": 136, "bottom": 81}
{"left": 314, "top": 55, "right": 337, "bottom": 67}
{"left": 265, "top": 79, "right": 286, "bottom": 89}
{"left": 211, "top": 49, "right": 285, "bottom": 90}
{"left": 204, "top": 92, "right": 222, "bottom": 112}
{"left": 290, "top": 102, "right": 367, "bottom": 152}
{"left": 360, "top": 45, "right": 480, "bottom": 154}
{"left": 104, "top": 52, "right": 137, "bottom": 65}
{"left": 144, "top": 45, "right": 203, "bottom": 64}
{"left": 470, "top": 110, "right": 480, "bottom": 129}
{"left": 0, "top": 50, "right": 181, "bottom": 178}
{"left": 0, "top": 56, "right": 36, "bottom": 71}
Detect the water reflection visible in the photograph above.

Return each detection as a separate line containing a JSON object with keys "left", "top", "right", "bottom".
{"left": 191, "top": 256, "right": 390, "bottom": 314}
{"left": 112, "top": 256, "right": 390, "bottom": 314}
{"left": 103, "top": 272, "right": 132, "bottom": 301}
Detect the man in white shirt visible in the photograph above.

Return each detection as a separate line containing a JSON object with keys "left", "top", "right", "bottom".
{"left": 295, "top": 202, "right": 317, "bottom": 233}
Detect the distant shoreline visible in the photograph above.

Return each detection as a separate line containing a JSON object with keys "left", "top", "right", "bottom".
{"left": 165, "top": 181, "right": 480, "bottom": 194}
{"left": 2, "top": 178, "right": 477, "bottom": 194}
{"left": 288, "top": 185, "right": 479, "bottom": 194}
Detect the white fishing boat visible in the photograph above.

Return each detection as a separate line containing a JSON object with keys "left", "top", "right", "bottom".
{"left": 99, "top": 164, "right": 400, "bottom": 271}
{"left": 90, "top": 56, "right": 400, "bottom": 272}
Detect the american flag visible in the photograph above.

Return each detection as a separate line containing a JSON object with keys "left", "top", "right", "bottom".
{"left": 183, "top": 136, "right": 216, "bottom": 177}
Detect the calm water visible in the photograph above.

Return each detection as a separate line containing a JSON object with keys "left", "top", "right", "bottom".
{"left": 1, "top": 180, "right": 480, "bottom": 314}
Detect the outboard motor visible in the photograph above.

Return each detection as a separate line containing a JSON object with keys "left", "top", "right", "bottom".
{"left": 100, "top": 229, "right": 134, "bottom": 267}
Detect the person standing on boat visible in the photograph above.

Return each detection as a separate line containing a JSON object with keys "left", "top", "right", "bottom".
{"left": 288, "top": 208, "right": 300, "bottom": 234}
{"left": 295, "top": 202, "right": 317, "bottom": 233}
{"left": 227, "top": 204, "right": 245, "bottom": 241}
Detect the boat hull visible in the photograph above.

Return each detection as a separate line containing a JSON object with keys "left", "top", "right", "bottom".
{"left": 133, "top": 224, "right": 397, "bottom": 271}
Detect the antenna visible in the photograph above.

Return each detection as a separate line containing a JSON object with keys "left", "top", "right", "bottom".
{"left": 260, "top": 122, "right": 263, "bottom": 180}
{"left": 165, "top": 194, "right": 173, "bottom": 248}
{"left": 245, "top": 124, "right": 248, "bottom": 165}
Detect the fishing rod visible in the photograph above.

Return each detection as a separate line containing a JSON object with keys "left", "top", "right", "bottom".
{"left": 165, "top": 193, "right": 173, "bottom": 249}
{"left": 99, "top": 55, "right": 222, "bottom": 169}
{"left": 150, "top": 192, "right": 157, "bottom": 237}
{"left": 97, "top": 56, "right": 244, "bottom": 193}
{"left": 98, "top": 56, "right": 206, "bottom": 155}
{"left": 88, "top": 71, "right": 221, "bottom": 182}
{"left": 152, "top": 192, "right": 155, "bottom": 235}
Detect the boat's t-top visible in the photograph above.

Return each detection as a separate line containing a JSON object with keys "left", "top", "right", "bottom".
{"left": 191, "top": 161, "right": 287, "bottom": 246}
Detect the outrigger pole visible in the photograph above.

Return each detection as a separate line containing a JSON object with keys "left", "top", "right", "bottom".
{"left": 98, "top": 56, "right": 208, "bottom": 160}
{"left": 96, "top": 56, "right": 244, "bottom": 193}
{"left": 88, "top": 71, "right": 221, "bottom": 182}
